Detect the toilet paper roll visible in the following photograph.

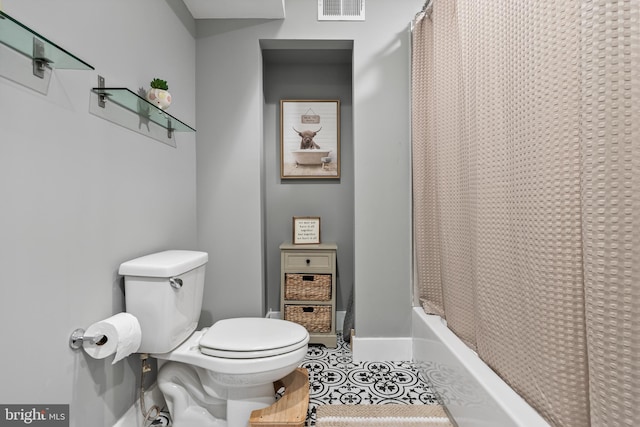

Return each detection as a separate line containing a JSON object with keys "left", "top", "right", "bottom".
{"left": 83, "top": 313, "right": 141, "bottom": 364}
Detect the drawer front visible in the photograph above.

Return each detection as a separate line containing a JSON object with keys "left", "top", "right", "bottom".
{"left": 283, "top": 252, "right": 332, "bottom": 270}
{"left": 285, "top": 273, "right": 332, "bottom": 301}
{"left": 284, "top": 304, "right": 332, "bottom": 333}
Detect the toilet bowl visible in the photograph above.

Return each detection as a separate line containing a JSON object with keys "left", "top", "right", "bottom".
{"left": 155, "top": 318, "right": 309, "bottom": 427}
{"left": 119, "top": 251, "right": 310, "bottom": 427}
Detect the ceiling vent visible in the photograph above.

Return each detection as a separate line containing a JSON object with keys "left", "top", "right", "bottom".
{"left": 318, "top": 0, "right": 365, "bottom": 21}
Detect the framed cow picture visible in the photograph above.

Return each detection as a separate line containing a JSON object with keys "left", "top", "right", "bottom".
{"left": 280, "top": 99, "right": 340, "bottom": 179}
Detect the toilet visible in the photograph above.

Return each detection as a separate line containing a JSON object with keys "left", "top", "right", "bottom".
{"left": 119, "top": 250, "right": 310, "bottom": 427}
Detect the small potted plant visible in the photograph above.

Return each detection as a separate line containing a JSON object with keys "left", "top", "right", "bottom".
{"left": 146, "top": 78, "right": 172, "bottom": 110}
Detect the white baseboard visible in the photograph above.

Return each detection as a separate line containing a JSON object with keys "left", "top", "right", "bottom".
{"left": 266, "top": 309, "right": 280, "bottom": 319}
{"left": 352, "top": 336, "right": 413, "bottom": 362}
{"left": 268, "top": 310, "right": 411, "bottom": 361}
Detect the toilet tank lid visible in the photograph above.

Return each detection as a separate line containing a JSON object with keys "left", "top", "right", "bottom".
{"left": 119, "top": 250, "right": 208, "bottom": 277}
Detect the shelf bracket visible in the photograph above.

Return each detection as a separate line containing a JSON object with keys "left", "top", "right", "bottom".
{"left": 167, "top": 119, "right": 174, "bottom": 139}
{"left": 97, "top": 75, "right": 106, "bottom": 108}
{"left": 32, "top": 38, "right": 53, "bottom": 79}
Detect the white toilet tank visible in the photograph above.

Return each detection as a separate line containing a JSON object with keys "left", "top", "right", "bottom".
{"left": 119, "top": 250, "right": 208, "bottom": 354}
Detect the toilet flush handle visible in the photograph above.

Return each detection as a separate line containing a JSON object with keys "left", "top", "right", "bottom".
{"left": 169, "top": 277, "right": 183, "bottom": 289}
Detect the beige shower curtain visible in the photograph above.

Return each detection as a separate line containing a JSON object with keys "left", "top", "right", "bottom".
{"left": 412, "top": 1, "right": 639, "bottom": 426}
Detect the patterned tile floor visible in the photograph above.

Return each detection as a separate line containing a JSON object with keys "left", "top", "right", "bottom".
{"left": 296, "top": 335, "right": 440, "bottom": 426}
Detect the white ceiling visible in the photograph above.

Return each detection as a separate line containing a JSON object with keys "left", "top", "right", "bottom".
{"left": 182, "top": 0, "right": 286, "bottom": 19}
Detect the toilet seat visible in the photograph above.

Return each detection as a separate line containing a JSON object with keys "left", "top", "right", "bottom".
{"left": 199, "top": 318, "right": 309, "bottom": 359}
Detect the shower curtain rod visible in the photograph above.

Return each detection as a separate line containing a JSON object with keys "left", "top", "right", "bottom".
{"left": 410, "top": 0, "right": 433, "bottom": 28}
{"left": 421, "top": 0, "right": 433, "bottom": 15}
{"left": 412, "top": 0, "right": 432, "bottom": 30}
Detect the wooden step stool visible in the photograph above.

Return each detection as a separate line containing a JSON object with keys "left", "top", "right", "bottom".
{"left": 249, "top": 368, "right": 309, "bottom": 427}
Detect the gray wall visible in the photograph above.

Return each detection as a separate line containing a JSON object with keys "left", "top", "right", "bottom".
{"left": 196, "top": 0, "right": 421, "bottom": 337}
{"left": 0, "top": 0, "right": 420, "bottom": 424}
{"left": 0, "top": 1, "right": 196, "bottom": 425}
{"left": 262, "top": 54, "right": 354, "bottom": 313}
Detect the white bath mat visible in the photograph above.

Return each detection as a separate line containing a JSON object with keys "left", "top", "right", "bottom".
{"left": 315, "top": 404, "right": 454, "bottom": 427}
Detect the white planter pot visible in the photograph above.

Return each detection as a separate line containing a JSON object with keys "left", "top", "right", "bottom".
{"left": 146, "top": 88, "right": 172, "bottom": 110}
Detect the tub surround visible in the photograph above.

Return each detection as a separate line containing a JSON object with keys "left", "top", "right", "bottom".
{"left": 412, "top": 308, "right": 549, "bottom": 427}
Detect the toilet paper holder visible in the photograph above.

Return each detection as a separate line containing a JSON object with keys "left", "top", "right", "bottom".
{"left": 69, "top": 328, "right": 108, "bottom": 350}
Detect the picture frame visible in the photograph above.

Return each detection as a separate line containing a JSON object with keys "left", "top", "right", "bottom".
{"left": 280, "top": 99, "right": 340, "bottom": 179}
{"left": 292, "top": 216, "right": 321, "bottom": 245}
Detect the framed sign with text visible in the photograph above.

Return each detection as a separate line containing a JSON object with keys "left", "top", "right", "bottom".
{"left": 292, "top": 216, "right": 321, "bottom": 245}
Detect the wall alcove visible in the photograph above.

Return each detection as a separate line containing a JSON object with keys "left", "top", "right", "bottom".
{"left": 260, "top": 39, "right": 354, "bottom": 328}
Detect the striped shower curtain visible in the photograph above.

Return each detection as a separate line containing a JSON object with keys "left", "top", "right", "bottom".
{"left": 412, "top": 1, "right": 640, "bottom": 426}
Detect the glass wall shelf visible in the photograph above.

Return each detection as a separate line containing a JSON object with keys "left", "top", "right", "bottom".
{"left": 0, "top": 11, "right": 93, "bottom": 71}
{"left": 0, "top": 11, "right": 93, "bottom": 93}
{"left": 0, "top": 11, "right": 93, "bottom": 73}
{"left": 91, "top": 87, "right": 196, "bottom": 136}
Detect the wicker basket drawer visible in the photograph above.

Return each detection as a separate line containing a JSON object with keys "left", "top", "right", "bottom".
{"left": 285, "top": 273, "right": 332, "bottom": 301}
{"left": 284, "top": 305, "right": 332, "bottom": 333}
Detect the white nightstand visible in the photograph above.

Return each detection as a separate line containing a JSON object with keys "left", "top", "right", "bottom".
{"left": 280, "top": 242, "right": 337, "bottom": 348}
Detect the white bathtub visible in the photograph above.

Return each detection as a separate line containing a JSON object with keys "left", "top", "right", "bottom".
{"left": 412, "top": 307, "right": 550, "bottom": 427}
{"left": 291, "top": 149, "right": 331, "bottom": 165}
